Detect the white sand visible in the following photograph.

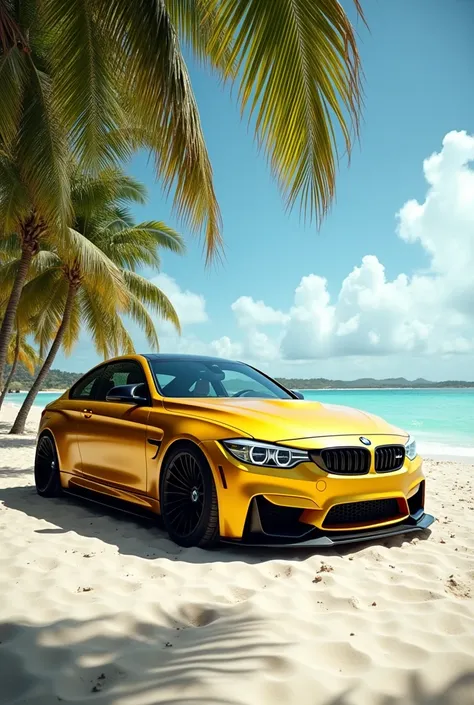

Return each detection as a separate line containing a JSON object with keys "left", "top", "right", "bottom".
{"left": 1, "top": 404, "right": 473, "bottom": 705}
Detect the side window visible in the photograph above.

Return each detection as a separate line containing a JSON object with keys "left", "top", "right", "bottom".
{"left": 96, "top": 361, "right": 148, "bottom": 402}
{"left": 155, "top": 372, "right": 175, "bottom": 390}
{"left": 70, "top": 367, "right": 105, "bottom": 400}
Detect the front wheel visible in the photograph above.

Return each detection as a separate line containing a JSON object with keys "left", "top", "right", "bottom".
{"left": 34, "top": 434, "right": 62, "bottom": 497}
{"left": 160, "top": 445, "right": 219, "bottom": 548}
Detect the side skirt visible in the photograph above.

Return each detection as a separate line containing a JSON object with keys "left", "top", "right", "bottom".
{"left": 64, "top": 475, "right": 159, "bottom": 518}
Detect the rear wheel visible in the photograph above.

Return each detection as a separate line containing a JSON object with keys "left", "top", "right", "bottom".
{"left": 160, "top": 445, "right": 219, "bottom": 548}
{"left": 34, "top": 434, "right": 62, "bottom": 497}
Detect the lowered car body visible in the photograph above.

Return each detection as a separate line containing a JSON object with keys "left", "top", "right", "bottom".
{"left": 35, "top": 354, "right": 434, "bottom": 548}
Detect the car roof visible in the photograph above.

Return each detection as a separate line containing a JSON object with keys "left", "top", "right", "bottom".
{"left": 141, "top": 353, "right": 238, "bottom": 365}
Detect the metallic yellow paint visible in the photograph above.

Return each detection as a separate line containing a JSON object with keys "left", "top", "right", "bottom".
{"left": 38, "top": 354, "right": 431, "bottom": 544}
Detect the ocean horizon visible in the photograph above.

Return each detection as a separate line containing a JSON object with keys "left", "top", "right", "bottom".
{"left": 5, "top": 387, "right": 474, "bottom": 459}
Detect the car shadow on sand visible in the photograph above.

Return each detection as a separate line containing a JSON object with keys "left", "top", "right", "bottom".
{"left": 0, "top": 477, "right": 433, "bottom": 565}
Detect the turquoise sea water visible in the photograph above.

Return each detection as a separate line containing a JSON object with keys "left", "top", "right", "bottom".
{"left": 302, "top": 388, "right": 474, "bottom": 457}
{"left": 5, "top": 388, "right": 474, "bottom": 457}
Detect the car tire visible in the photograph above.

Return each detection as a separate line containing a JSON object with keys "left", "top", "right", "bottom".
{"left": 160, "top": 444, "right": 220, "bottom": 548}
{"left": 34, "top": 433, "right": 63, "bottom": 498}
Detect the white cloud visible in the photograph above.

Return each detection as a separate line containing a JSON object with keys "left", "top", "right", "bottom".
{"left": 232, "top": 296, "right": 289, "bottom": 327}
{"left": 208, "top": 336, "right": 243, "bottom": 359}
{"left": 219, "top": 130, "right": 474, "bottom": 362}
{"left": 150, "top": 273, "right": 208, "bottom": 325}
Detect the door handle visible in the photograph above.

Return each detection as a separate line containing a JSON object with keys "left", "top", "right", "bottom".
{"left": 82, "top": 409, "right": 93, "bottom": 419}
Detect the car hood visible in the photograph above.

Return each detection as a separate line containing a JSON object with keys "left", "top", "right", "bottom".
{"left": 162, "top": 397, "right": 407, "bottom": 443}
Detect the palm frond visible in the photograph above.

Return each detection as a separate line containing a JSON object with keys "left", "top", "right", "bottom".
{"left": 0, "top": 232, "right": 21, "bottom": 260}
{"left": 79, "top": 287, "right": 112, "bottom": 358}
{"left": 79, "top": 287, "right": 135, "bottom": 357}
{"left": 122, "top": 221, "right": 185, "bottom": 254}
{"left": 19, "top": 265, "right": 63, "bottom": 316}
{"left": 94, "top": 232, "right": 161, "bottom": 271}
{"left": 42, "top": 0, "right": 128, "bottom": 168}
{"left": 17, "top": 339, "right": 41, "bottom": 374}
{"left": 95, "top": 220, "right": 185, "bottom": 269}
{"left": 28, "top": 272, "right": 68, "bottom": 355}
{"left": 122, "top": 270, "right": 181, "bottom": 333}
{"left": 17, "top": 60, "right": 71, "bottom": 227}
{"left": 58, "top": 227, "right": 128, "bottom": 309}
{"left": 101, "top": 205, "right": 134, "bottom": 231}
{"left": 110, "top": 314, "right": 136, "bottom": 355}
{"left": 0, "top": 156, "right": 31, "bottom": 232}
{"left": 0, "top": 46, "right": 28, "bottom": 149}
{"left": 30, "top": 249, "right": 62, "bottom": 275}
{"left": 124, "top": 296, "right": 159, "bottom": 351}
{"left": 166, "top": 0, "right": 235, "bottom": 72}
{"left": 71, "top": 168, "right": 147, "bottom": 219}
{"left": 97, "top": 0, "right": 222, "bottom": 262}
{"left": 205, "top": 0, "right": 365, "bottom": 223}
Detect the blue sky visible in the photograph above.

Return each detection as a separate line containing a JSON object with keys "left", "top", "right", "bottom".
{"left": 56, "top": 0, "right": 474, "bottom": 379}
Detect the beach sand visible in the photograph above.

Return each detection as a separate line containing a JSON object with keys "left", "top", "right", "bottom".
{"left": 1, "top": 404, "right": 473, "bottom": 705}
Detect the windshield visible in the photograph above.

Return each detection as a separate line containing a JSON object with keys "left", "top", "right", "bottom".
{"left": 148, "top": 359, "right": 292, "bottom": 399}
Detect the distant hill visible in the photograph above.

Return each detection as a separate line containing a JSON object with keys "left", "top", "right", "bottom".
{"left": 276, "top": 377, "right": 474, "bottom": 389}
{"left": 4, "top": 364, "right": 82, "bottom": 392}
{"left": 3, "top": 363, "right": 474, "bottom": 392}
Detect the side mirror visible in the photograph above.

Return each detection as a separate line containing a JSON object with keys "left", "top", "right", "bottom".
{"left": 292, "top": 390, "right": 304, "bottom": 399}
{"left": 106, "top": 383, "right": 148, "bottom": 405}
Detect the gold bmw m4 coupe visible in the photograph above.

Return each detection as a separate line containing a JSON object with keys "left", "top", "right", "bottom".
{"left": 35, "top": 354, "right": 434, "bottom": 548}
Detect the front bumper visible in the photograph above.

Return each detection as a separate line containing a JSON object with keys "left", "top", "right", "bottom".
{"left": 200, "top": 437, "right": 434, "bottom": 545}
{"left": 222, "top": 509, "right": 435, "bottom": 547}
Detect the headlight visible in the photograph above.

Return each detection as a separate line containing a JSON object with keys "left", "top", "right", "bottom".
{"left": 221, "top": 439, "right": 309, "bottom": 468}
{"left": 405, "top": 435, "right": 417, "bottom": 460}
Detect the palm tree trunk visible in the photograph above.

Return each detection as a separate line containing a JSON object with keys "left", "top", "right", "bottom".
{"left": 0, "top": 329, "right": 20, "bottom": 410}
{"left": 0, "top": 213, "right": 44, "bottom": 391}
{"left": 9, "top": 283, "right": 77, "bottom": 434}
{"left": 0, "top": 247, "right": 33, "bottom": 392}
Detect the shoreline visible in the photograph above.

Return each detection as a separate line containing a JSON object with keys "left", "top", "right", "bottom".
{"left": 301, "top": 387, "right": 474, "bottom": 391}
{"left": 6, "top": 387, "right": 474, "bottom": 394}
{"left": 5, "top": 389, "right": 66, "bottom": 394}
{"left": 2, "top": 401, "right": 473, "bottom": 463}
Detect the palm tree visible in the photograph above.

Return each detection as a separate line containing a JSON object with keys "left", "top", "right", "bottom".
{"left": 0, "top": 161, "right": 140, "bottom": 390}
{"left": 8, "top": 168, "right": 184, "bottom": 433}
{"left": 0, "top": 0, "right": 71, "bottom": 388}
{"left": 0, "top": 233, "right": 46, "bottom": 409}
{"left": 0, "top": 0, "right": 365, "bottom": 387}
{"left": 0, "top": 323, "right": 40, "bottom": 410}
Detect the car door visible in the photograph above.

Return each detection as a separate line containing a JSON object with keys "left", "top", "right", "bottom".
{"left": 74, "top": 360, "right": 150, "bottom": 493}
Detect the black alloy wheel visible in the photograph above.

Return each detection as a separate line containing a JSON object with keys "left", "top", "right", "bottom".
{"left": 34, "top": 434, "right": 62, "bottom": 497}
{"left": 160, "top": 445, "right": 219, "bottom": 548}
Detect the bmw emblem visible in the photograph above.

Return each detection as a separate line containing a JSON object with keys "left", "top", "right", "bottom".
{"left": 360, "top": 437, "right": 371, "bottom": 446}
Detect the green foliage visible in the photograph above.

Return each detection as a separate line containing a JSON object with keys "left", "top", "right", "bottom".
{"left": 3, "top": 363, "right": 81, "bottom": 391}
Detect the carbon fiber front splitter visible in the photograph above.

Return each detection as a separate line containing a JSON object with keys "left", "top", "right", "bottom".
{"left": 221, "top": 511, "right": 435, "bottom": 548}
